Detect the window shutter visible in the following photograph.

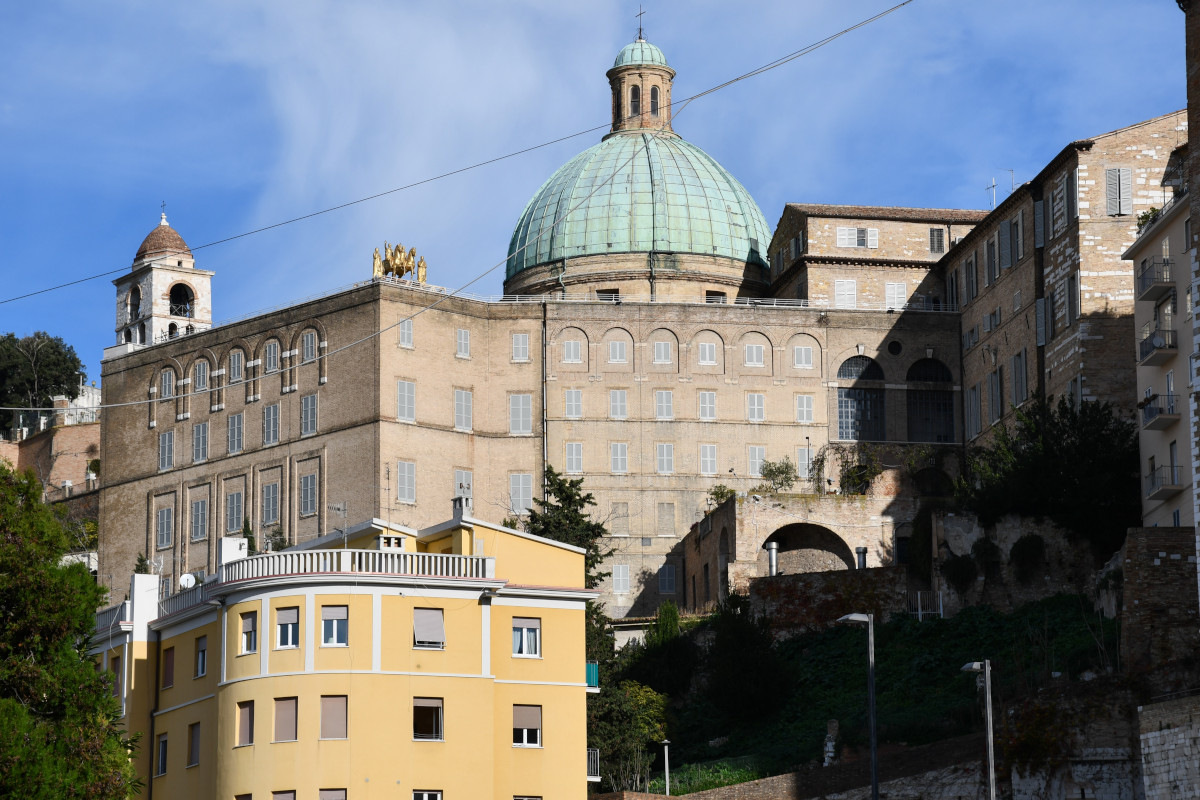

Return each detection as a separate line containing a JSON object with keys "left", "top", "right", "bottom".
{"left": 242, "top": 612, "right": 256, "bottom": 633}
{"left": 998, "top": 221, "right": 1012, "bottom": 269}
{"left": 1106, "top": 168, "right": 1120, "bottom": 215}
{"left": 513, "top": 705, "right": 542, "bottom": 728}
{"left": 1034, "top": 201, "right": 1045, "bottom": 247}
{"left": 278, "top": 607, "right": 298, "bottom": 625}
{"left": 413, "top": 608, "right": 446, "bottom": 645}
{"left": 1045, "top": 193, "right": 1055, "bottom": 241}
{"left": 321, "top": 605, "right": 346, "bottom": 621}
{"left": 1067, "top": 169, "right": 1078, "bottom": 219}
{"left": 1035, "top": 298, "right": 1047, "bottom": 346}
{"left": 512, "top": 617, "right": 541, "bottom": 630}
{"left": 275, "top": 698, "right": 297, "bottom": 742}
{"left": 1119, "top": 167, "right": 1132, "bottom": 215}
{"left": 320, "top": 696, "right": 347, "bottom": 739}
{"left": 836, "top": 227, "right": 848, "bottom": 247}
{"left": 867, "top": 228, "right": 879, "bottom": 249}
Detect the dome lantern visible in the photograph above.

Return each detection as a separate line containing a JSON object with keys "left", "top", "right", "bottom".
{"left": 607, "top": 38, "right": 675, "bottom": 137}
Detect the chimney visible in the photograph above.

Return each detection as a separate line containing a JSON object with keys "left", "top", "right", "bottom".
{"left": 855, "top": 547, "right": 867, "bottom": 570}
{"left": 452, "top": 495, "right": 472, "bottom": 520}
{"left": 765, "top": 541, "right": 779, "bottom": 576}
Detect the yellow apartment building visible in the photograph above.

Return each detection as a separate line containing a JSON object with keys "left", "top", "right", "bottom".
{"left": 91, "top": 500, "right": 599, "bottom": 799}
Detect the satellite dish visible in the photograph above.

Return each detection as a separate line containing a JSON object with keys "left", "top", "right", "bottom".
{"left": 1151, "top": 335, "right": 1165, "bottom": 348}
{"left": 179, "top": 573, "right": 196, "bottom": 590}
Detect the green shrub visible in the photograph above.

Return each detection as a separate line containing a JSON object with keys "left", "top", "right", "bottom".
{"left": 942, "top": 552, "right": 978, "bottom": 596}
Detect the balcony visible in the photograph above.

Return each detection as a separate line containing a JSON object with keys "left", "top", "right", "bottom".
{"left": 1141, "top": 395, "right": 1181, "bottom": 431}
{"left": 586, "top": 660, "right": 600, "bottom": 691}
{"left": 1138, "top": 326, "right": 1177, "bottom": 367}
{"left": 94, "top": 600, "right": 130, "bottom": 634}
{"left": 1146, "top": 465, "right": 1186, "bottom": 502}
{"left": 588, "top": 748, "right": 601, "bottom": 782}
{"left": 1136, "top": 258, "right": 1174, "bottom": 303}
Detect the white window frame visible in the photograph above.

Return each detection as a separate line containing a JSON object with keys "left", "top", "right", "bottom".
{"left": 397, "top": 380, "right": 416, "bottom": 422}
{"left": 512, "top": 333, "right": 530, "bottom": 362}
{"left": 797, "top": 447, "right": 812, "bottom": 480}
{"left": 194, "top": 360, "right": 209, "bottom": 391}
{"left": 226, "top": 490, "right": 244, "bottom": 533}
{"left": 229, "top": 351, "right": 244, "bottom": 382}
{"left": 653, "top": 341, "right": 671, "bottom": 364}
{"left": 156, "top": 507, "right": 173, "bottom": 549}
{"left": 658, "top": 564, "right": 676, "bottom": 594}
{"left": 509, "top": 394, "right": 533, "bottom": 435}
{"left": 277, "top": 608, "right": 299, "bottom": 649}
{"left": 512, "top": 619, "right": 541, "bottom": 658}
{"left": 454, "top": 469, "right": 472, "bottom": 498}
{"left": 793, "top": 346, "right": 813, "bottom": 369}
{"left": 263, "top": 403, "right": 280, "bottom": 446}
{"left": 748, "top": 445, "right": 765, "bottom": 478}
{"left": 299, "top": 475, "right": 316, "bottom": 517}
{"left": 159, "top": 430, "right": 174, "bottom": 471}
{"left": 747, "top": 393, "right": 765, "bottom": 422}
{"left": 698, "top": 342, "right": 717, "bottom": 365}
{"left": 608, "top": 340, "right": 627, "bottom": 364}
{"left": 264, "top": 341, "right": 280, "bottom": 373}
{"left": 654, "top": 390, "right": 673, "bottom": 420}
{"left": 227, "top": 413, "right": 244, "bottom": 454}
{"left": 885, "top": 282, "right": 907, "bottom": 310}
{"left": 455, "top": 329, "right": 470, "bottom": 358}
{"left": 509, "top": 473, "right": 533, "bottom": 515}
{"left": 835, "top": 279, "right": 857, "bottom": 309}
{"left": 192, "top": 422, "right": 208, "bottom": 463}
{"left": 300, "top": 394, "right": 318, "bottom": 436}
{"left": 262, "top": 482, "right": 279, "bottom": 526}
{"left": 612, "top": 564, "right": 630, "bottom": 594}
{"left": 795, "top": 395, "right": 814, "bottom": 423}
{"left": 609, "top": 390, "right": 627, "bottom": 419}
{"left": 454, "top": 389, "right": 473, "bottom": 431}
{"left": 321, "top": 607, "right": 349, "bottom": 647}
{"left": 190, "top": 499, "right": 207, "bottom": 541}
{"left": 656, "top": 443, "right": 674, "bottom": 474}
{"left": 160, "top": 370, "right": 175, "bottom": 399}
{"left": 610, "top": 442, "right": 628, "bottom": 474}
{"left": 564, "top": 389, "right": 582, "bottom": 419}
{"left": 241, "top": 612, "right": 257, "bottom": 654}
{"left": 565, "top": 442, "right": 583, "bottom": 474}
{"left": 302, "top": 331, "right": 317, "bottom": 363}
{"left": 700, "top": 444, "right": 717, "bottom": 476}
{"left": 397, "top": 461, "right": 416, "bottom": 504}
{"left": 562, "top": 340, "right": 581, "bottom": 363}
{"left": 744, "top": 344, "right": 765, "bottom": 367}
{"left": 398, "top": 319, "right": 413, "bottom": 349}
{"left": 698, "top": 391, "right": 717, "bottom": 421}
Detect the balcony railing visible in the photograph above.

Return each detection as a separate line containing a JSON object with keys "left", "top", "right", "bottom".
{"left": 1136, "top": 258, "right": 1174, "bottom": 302}
{"left": 1138, "top": 326, "right": 1177, "bottom": 365}
{"left": 1141, "top": 395, "right": 1180, "bottom": 429}
{"left": 94, "top": 600, "right": 130, "bottom": 633}
{"left": 588, "top": 748, "right": 601, "bottom": 782}
{"left": 1146, "top": 465, "right": 1185, "bottom": 500}
{"left": 907, "top": 591, "right": 943, "bottom": 620}
{"left": 586, "top": 660, "right": 600, "bottom": 688}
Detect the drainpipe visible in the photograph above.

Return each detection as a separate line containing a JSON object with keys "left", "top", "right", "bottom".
{"left": 766, "top": 541, "right": 779, "bottom": 576}
{"left": 146, "top": 627, "right": 162, "bottom": 799}
{"left": 541, "top": 302, "right": 549, "bottom": 495}
{"left": 554, "top": 262, "right": 566, "bottom": 299}
{"left": 856, "top": 547, "right": 868, "bottom": 570}
{"left": 649, "top": 252, "right": 657, "bottom": 301}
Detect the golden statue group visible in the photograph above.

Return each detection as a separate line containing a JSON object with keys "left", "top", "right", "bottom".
{"left": 373, "top": 242, "right": 427, "bottom": 282}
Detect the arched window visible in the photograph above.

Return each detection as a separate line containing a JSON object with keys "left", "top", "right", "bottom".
{"left": 169, "top": 284, "right": 194, "bottom": 318}
{"left": 138, "top": 323, "right": 146, "bottom": 344}
{"left": 160, "top": 369, "right": 175, "bottom": 398}
{"left": 194, "top": 360, "right": 210, "bottom": 391}
{"left": 650, "top": 86, "right": 659, "bottom": 116}
{"left": 168, "top": 323, "right": 178, "bottom": 339}
{"left": 836, "top": 356, "right": 885, "bottom": 441}
{"left": 837, "top": 355, "right": 884, "bottom": 381}
{"left": 906, "top": 358, "right": 954, "bottom": 442}
{"left": 128, "top": 286, "right": 141, "bottom": 320}
{"left": 906, "top": 358, "right": 952, "bottom": 382}
{"left": 629, "top": 85, "right": 640, "bottom": 116}
{"left": 123, "top": 329, "right": 133, "bottom": 344}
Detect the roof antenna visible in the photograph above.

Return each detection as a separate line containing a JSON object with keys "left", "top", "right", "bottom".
{"left": 984, "top": 177, "right": 997, "bottom": 210}
{"left": 636, "top": 4, "right": 645, "bottom": 40}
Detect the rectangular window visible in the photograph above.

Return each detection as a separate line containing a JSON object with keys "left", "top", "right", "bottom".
{"left": 564, "top": 389, "right": 582, "bottom": 419}
{"left": 229, "top": 351, "right": 244, "bottom": 382}
{"left": 300, "top": 475, "right": 317, "bottom": 517}
{"left": 264, "top": 341, "right": 280, "bottom": 373}
{"left": 237, "top": 700, "right": 254, "bottom": 746}
{"left": 1012, "top": 212, "right": 1024, "bottom": 260}
{"left": 512, "top": 617, "right": 541, "bottom": 657}
{"left": 609, "top": 390, "right": 627, "bottom": 419}
{"left": 700, "top": 444, "right": 717, "bottom": 475}
{"left": 699, "top": 391, "right": 717, "bottom": 420}
{"left": 301, "top": 394, "right": 318, "bottom": 436}
{"left": 965, "top": 384, "right": 982, "bottom": 439}
{"left": 653, "top": 341, "right": 671, "bottom": 363}
{"left": 964, "top": 254, "right": 977, "bottom": 302}
{"left": 194, "top": 361, "right": 209, "bottom": 391}
{"left": 513, "top": 705, "right": 542, "bottom": 747}
{"left": 706, "top": 290, "right": 727, "bottom": 304}
{"left": 562, "top": 340, "right": 581, "bottom": 363}
{"left": 512, "top": 333, "right": 530, "bottom": 362}
{"left": 397, "top": 380, "right": 415, "bottom": 422}
{"left": 241, "top": 611, "right": 257, "bottom": 654}
{"left": 156, "top": 507, "right": 173, "bottom": 549}
{"left": 456, "top": 329, "right": 470, "bottom": 358}
{"left": 985, "top": 236, "right": 998, "bottom": 285}
{"left": 795, "top": 395, "right": 814, "bottom": 423}
{"left": 608, "top": 340, "right": 627, "bottom": 363}
{"left": 274, "top": 697, "right": 297, "bottom": 742}
{"left": 194, "top": 635, "right": 207, "bottom": 678}
{"left": 748, "top": 446, "right": 765, "bottom": 478}
{"left": 885, "top": 282, "right": 907, "bottom": 310}
{"left": 263, "top": 403, "right": 280, "bottom": 445}
{"left": 657, "top": 502, "right": 674, "bottom": 535}
{"left": 610, "top": 443, "right": 628, "bottom": 473}
{"left": 747, "top": 393, "right": 765, "bottom": 422}
{"left": 190, "top": 499, "right": 207, "bottom": 541}
{"left": 793, "top": 346, "right": 813, "bottom": 369}
{"left": 656, "top": 443, "right": 674, "bottom": 474}
{"left": 836, "top": 227, "right": 878, "bottom": 248}
{"left": 413, "top": 697, "right": 444, "bottom": 740}
{"left": 613, "top": 564, "right": 630, "bottom": 594}
{"left": 1011, "top": 349, "right": 1028, "bottom": 406}
{"left": 947, "top": 268, "right": 960, "bottom": 310}
{"left": 797, "top": 447, "right": 812, "bottom": 479}
{"left": 399, "top": 318, "right": 413, "bottom": 348}
{"left": 509, "top": 394, "right": 533, "bottom": 434}
{"left": 413, "top": 608, "right": 446, "bottom": 649}
{"left": 1067, "top": 273, "right": 1079, "bottom": 326}
{"left": 277, "top": 607, "right": 299, "bottom": 649}
{"left": 744, "top": 344, "right": 765, "bottom": 366}
{"left": 658, "top": 564, "right": 676, "bottom": 594}
{"left": 161, "top": 370, "right": 174, "bottom": 398}
{"left": 156, "top": 733, "right": 168, "bottom": 775}
{"left": 454, "top": 389, "right": 472, "bottom": 430}
{"left": 261, "top": 483, "right": 279, "bottom": 526}
{"left": 834, "top": 279, "right": 857, "bottom": 309}
{"left": 509, "top": 473, "right": 533, "bottom": 515}
{"left": 320, "top": 695, "right": 347, "bottom": 740}
{"left": 413, "top": 793, "right": 441, "bottom": 800}
{"left": 565, "top": 442, "right": 583, "bottom": 474}
{"left": 655, "top": 390, "right": 673, "bottom": 420}
{"left": 227, "top": 413, "right": 244, "bottom": 454}
{"left": 192, "top": 422, "right": 208, "bottom": 463}
{"left": 162, "top": 646, "right": 175, "bottom": 688}
{"left": 187, "top": 722, "right": 200, "bottom": 767}
{"left": 988, "top": 368, "right": 1005, "bottom": 424}
{"left": 303, "top": 331, "right": 317, "bottom": 363}
{"left": 159, "top": 431, "right": 174, "bottom": 471}
{"left": 320, "top": 792, "right": 347, "bottom": 800}
{"left": 929, "top": 227, "right": 945, "bottom": 254}
{"left": 322, "top": 605, "right": 348, "bottom": 646}
{"left": 453, "top": 469, "right": 472, "bottom": 498}
{"left": 226, "top": 490, "right": 243, "bottom": 533}
{"left": 397, "top": 461, "right": 416, "bottom": 504}
{"left": 1106, "top": 167, "right": 1133, "bottom": 216}
{"left": 698, "top": 342, "right": 717, "bottom": 365}
{"left": 610, "top": 502, "right": 629, "bottom": 536}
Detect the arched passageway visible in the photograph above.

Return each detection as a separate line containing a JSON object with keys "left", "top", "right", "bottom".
{"left": 759, "top": 523, "right": 856, "bottom": 575}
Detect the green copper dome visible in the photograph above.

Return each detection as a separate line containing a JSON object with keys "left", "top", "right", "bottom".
{"left": 506, "top": 131, "right": 771, "bottom": 278}
{"left": 613, "top": 39, "right": 669, "bottom": 68}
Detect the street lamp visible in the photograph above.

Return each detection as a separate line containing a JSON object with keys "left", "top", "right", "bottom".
{"left": 837, "top": 612, "right": 878, "bottom": 800}
{"left": 662, "top": 738, "right": 671, "bottom": 796}
{"left": 962, "top": 660, "right": 995, "bottom": 800}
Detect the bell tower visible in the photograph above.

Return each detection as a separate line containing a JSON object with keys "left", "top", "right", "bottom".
{"left": 606, "top": 37, "right": 676, "bottom": 137}
{"left": 111, "top": 212, "right": 213, "bottom": 350}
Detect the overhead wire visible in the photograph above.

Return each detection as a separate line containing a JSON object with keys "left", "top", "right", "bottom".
{"left": 0, "top": 1, "right": 917, "bottom": 415}
{"left": 0, "top": 0, "right": 915, "bottom": 309}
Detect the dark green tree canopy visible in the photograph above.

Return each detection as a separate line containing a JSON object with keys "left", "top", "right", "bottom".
{"left": 0, "top": 332, "right": 85, "bottom": 429}
{"left": 523, "top": 465, "right": 612, "bottom": 589}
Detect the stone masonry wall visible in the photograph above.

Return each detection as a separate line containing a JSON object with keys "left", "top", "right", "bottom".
{"left": 1120, "top": 527, "right": 1200, "bottom": 679}
{"left": 1139, "top": 693, "right": 1200, "bottom": 800}
{"left": 748, "top": 565, "right": 908, "bottom": 635}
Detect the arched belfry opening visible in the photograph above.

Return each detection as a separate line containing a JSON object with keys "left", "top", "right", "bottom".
{"left": 169, "top": 284, "right": 195, "bottom": 318}
{"left": 759, "top": 523, "right": 856, "bottom": 575}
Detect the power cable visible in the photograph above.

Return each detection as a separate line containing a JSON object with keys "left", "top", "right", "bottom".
{"left": 0, "top": 0, "right": 916, "bottom": 308}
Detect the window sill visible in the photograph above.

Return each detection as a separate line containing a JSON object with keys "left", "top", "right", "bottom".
{"left": 232, "top": 743, "right": 254, "bottom": 750}
{"left": 413, "top": 737, "right": 445, "bottom": 743}
{"left": 512, "top": 744, "right": 544, "bottom": 749}
{"left": 194, "top": 673, "right": 206, "bottom": 680}
{"left": 263, "top": 441, "right": 280, "bottom": 448}
{"left": 299, "top": 512, "right": 317, "bottom": 519}
{"left": 272, "top": 738, "right": 298, "bottom": 744}
{"left": 156, "top": 544, "right": 172, "bottom": 551}
{"left": 238, "top": 650, "right": 257, "bottom": 658}
{"left": 512, "top": 653, "right": 542, "bottom": 660}
{"left": 186, "top": 762, "right": 199, "bottom": 769}
{"left": 300, "top": 431, "right": 317, "bottom": 438}
{"left": 318, "top": 737, "right": 348, "bottom": 742}
{"left": 513, "top": 359, "right": 531, "bottom": 364}
{"left": 275, "top": 645, "right": 299, "bottom": 651}
{"left": 321, "top": 643, "right": 349, "bottom": 648}
{"left": 414, "top": 645, "right": 446, "bottom": 651}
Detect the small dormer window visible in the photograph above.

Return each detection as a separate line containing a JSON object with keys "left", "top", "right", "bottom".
{"left": 630, "top": 85, "right": 640, "bottom": 116}
{"left": 650, "top": 86, "right": 659, "bottom": 116}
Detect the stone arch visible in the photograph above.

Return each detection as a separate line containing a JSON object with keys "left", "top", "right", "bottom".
{"left": 786, "top": 332, "right": 821, "bottom": 376}
{"left": 553, "top": 326, "right": 590, "bottom": 372}
{"left": 188, "top": 354, "right": 213, "bottom": 394}
{"left": 689, "top": 329, "right": 725, "bottom": 373}
{"left": 168, "top": 282, "right": 195, "bottom": 318}
{"left": 737, "top": 330, "right": 774, "bottom": 375}
{"left": 647, "top": 328, "right": 679, "bottom": 373}
{"left": 254, "top": 331, "right": 285, "bottom": 373}
{"left": 290, "top": 321, "right": 329, "bottom": 384}
{"left": 759, "top": 523, "right": 856, "bottom": 575}
{"left": 601, "top": 326, "right": 635, "bottom": 372}
{"left": 906, "top": 358, "right": 954, "bottom": 443}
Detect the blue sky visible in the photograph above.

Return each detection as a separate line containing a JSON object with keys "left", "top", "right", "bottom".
{"left": 0, "top": 0, "right": 1186, "bottom": 381}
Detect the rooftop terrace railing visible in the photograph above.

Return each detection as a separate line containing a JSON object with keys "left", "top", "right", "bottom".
{"left": 94, "top": 600, "right": 129, "bottom": 634}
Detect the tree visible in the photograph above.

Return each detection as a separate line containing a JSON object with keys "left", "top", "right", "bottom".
{"left": 0, "top": 462, "right": 139, "bottom": 796}
{"left": 524, "top": 465, "right": 612, "bottom": 589}
{"left": 707, "top": 484, "right": 735, "bottom": 506}
{"left": 758, "top": 457, "right": 798, "bottom": 492}
{"left": 0, "top": 332, "right": 85, "bottom": 430}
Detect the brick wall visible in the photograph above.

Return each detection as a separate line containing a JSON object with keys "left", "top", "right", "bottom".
{"left": 748, "top": 565, "right": 907, "bottom": 635}
{"left": 1120, "top": 527, "right": 1200, "bottom": 680}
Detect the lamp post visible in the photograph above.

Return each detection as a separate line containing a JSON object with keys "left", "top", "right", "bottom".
{"left": 662, "top": 738, "right": 671, "bottom": 796}
{"left": 962, "top": 660, "right": 995, "bottom": 800}
{"left": 837, "top": 612, "right": 877, "bottom": 800}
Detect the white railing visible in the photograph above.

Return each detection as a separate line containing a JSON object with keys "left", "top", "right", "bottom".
{"left": 159, "top": 580, "right": 218, "bottom": 618}
{"left": 219, "top": 549, "right": 495, "bottom": 584}
{"left": 907, "top": 590, "right": 943, "bottom": 620}
{"left": 95, "top": 600, "right": 130, "bottom": 633}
